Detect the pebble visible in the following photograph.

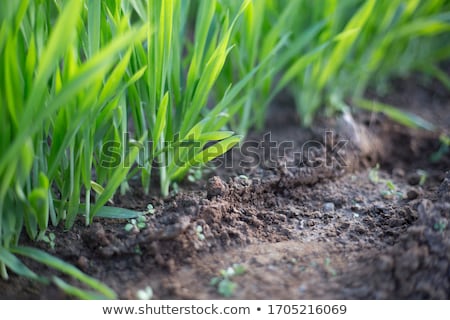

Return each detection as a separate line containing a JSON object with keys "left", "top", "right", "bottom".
{"left": 406, "top": 189, "right": 419, "bottom": 200}
{"left": 407, "top": 172, "right": 421, "bottom": 185}
{"left": 206, "top": 176, "right": 228, "bottom": 199}
{"left": 76, "top": 256, "right": 89, "bottom": 271}
{"left": 323, "top": 202, "right": 335, "bottom": 212}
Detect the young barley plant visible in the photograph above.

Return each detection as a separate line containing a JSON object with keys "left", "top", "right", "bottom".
{"left": 285, "top": 0, "right": 450, "bottom": 126}
{"left": 0, "top": 0, "right": 146, "bottom": 298}
{"left": 126, "top": 0, "right": 256, "bottom": 196}
{"left": 1, "top": 0, "right": 448, "bottom": 300}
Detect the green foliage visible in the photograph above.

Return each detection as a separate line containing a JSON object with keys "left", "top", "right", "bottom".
{"left": 285, "top": 0, "right": 450, "bottom": 125}
{"left": 0, "top": 0, "right": 144, "bottom": 297}
{"left": 126, "top": 0, "right": 250, "bottom": 196}
{"left": 210, "top": 264, "right": 246, "bottom": 298}
{"left": 0, "top": 0, "right": 448, "bottom": 299}
{"left": 124, "top": 216, "right": 147, "bottom": 233}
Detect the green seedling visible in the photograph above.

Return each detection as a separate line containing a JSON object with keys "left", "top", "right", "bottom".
{"left": 195, "top": 225, "right": 206, "bottom": 241}
{"left": 210, "top": 264, "right": 246, "bottom": 298}
{"left": 417, "top": 170, "right": 428, "bottom": 186}
{"left": 380, "top": 180, "right": 403, "bottom": 200}
{"left": 433, "top": 221, "right": 447, "bottom": 233}
{"left": 136, "top": 286, "right": 154, "bottom": 300}
{"left": 369, "top": 165, "right": 404, "bottom": 200}
{"left": 125, "top": 216, "right": 147, "bottom": 232}
{"left": 170, "top": 182, "right": 180, "bottom": 196}
{"left": 0, "top": 0, "right": 139, "bottom": 297}
{"left": 386, "top": 180, "right": 396, "bottom": 192}
{"left": 145, "top": 204, "right": 155, "bottom": 215}
{"left": 369, "top": 164, "right": 380, "bottom": 184}
{"left": 324, "top": 257, "right": 337, "bottom": 277}
{"left": 41, "top": 233, "right": 56, "bottom": 250}
{"left": 126, "top": 0, "right": 249, "bottom": 196}
{"left": 188, "top": 168, "right": 203, "bottom": 183}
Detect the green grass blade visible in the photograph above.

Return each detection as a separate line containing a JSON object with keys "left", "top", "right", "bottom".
{"left": 354, "top": 98, "right": 436, "bottom": 131}
{"left": 11, "top": 246, "right": 116, "bottom": 299}
{"left": 53, "top": 276, "right": 109, "bottom": 300}
{"left": 318, "top": 0, "right": 376, "bottom": 88}
{"left": 169, "top": 135, "right": 241, "bottom": 180}
{"left": 90, "top": 133, "right": 146, "bottom": 220}
{"left": 92, "top": 206, "right": 143, "bottom": 219}
{"left": 152, "top": 92, "right": 169, "bottom": 154}
{"left": 0, "top": 247, "right": 45, "bottom": 282}
{"left": 0, "top": 25, "right": 146, "bottom": 175}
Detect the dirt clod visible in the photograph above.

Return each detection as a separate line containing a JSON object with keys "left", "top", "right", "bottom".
{"left": 206, "top": 176, "right": 228, "bottom": 199}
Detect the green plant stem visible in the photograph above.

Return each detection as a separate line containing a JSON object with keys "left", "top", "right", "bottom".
{"left": 160, "top": 152, "right": 170, "bottom": 197}
{"left": 85, "top": 189, "right": 91, "bottom": 226}
{"left": 0, "top": 262, "right": 7, "bottom": 280}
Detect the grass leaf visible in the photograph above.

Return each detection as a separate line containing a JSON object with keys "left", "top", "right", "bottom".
{"left": 354, "top": 98, "right": 436, "bottom": 131}
{"left": 11, "top": 246, "right": 116, "bottom": 299}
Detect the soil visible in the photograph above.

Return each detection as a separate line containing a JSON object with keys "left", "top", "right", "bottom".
{"left": 1, "top": 75, "right": 449, "bottom": 300}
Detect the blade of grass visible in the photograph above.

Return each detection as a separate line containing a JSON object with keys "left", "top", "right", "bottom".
{"left": 354, "top": 98, "right": 436, "bottom": 131}
{"left": 11, "top": 246, "right": 116, "bottom": 299}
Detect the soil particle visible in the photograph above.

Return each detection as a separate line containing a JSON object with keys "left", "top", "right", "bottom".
{"left": 206, "top": 176, "right": 229, "bottom": 199}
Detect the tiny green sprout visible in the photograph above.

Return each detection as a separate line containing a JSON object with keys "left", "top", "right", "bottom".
{"left": 124, "top": 223, "right": 134, "bottom": 232}
{"left": 136, "top": 286, "right": 153, "bottom": 300}
{"left": 42, "top": 232, "right": 56, "bottom": 249}
{"left": 433, "top": 221, "right": 447, "bottom": 233}
{"left": 211, "top": 264, "right": 246, "bottom": 298}
{"left": 188, "top": 168, "right": 203, "bottom": 182}
{"left": 386, "top": 180, "right": 396, "bottom": 192}
{"left": 369, "top": 164, "right": 380, "bottom": 184}
{"left": 146, "top": 204, "right": 155, "bottom": 215}
{"left": 218, "top": 279, "right": 237, "bottom": 298}
{"left": 417, "top": 169, "right": 428, "bottom": 186}
{"left": 221, "top": 267, "right": 235, "bottom": 278}
{"left": 195, "top": 225, "right": 205, "bottom": 241}
{"left": 324, "top": 257, "right": 337, "bottom": 277}
{"left": 125, "top": 216, "right": 147, "bottom": 232}
{"left": 238, "top": 174, "right": 249, "bottom": 180}
{"left": 381, "top": 180, "right": 403, "bottom": 200}
{"left": 232, "top": 264, "right": 246, "bottom": 276}
{"left": 136, "top": 216, "right": 146, "bottom": 229}
{"left": 171, "top": 182, "right": 179, "bottom": 195}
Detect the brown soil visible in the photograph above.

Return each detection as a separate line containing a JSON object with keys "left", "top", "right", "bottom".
{"left": 1, "top": 76, "right": 449, "bottom": 299}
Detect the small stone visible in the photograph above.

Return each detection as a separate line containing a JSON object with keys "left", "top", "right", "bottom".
{"left": 307, "top": 220, "right": 315, "bottom": 227}
{"left": 206, "top": 176, "right": 228, "bottom": 199}
{"left": 406, "top": 189, "right": 419, "bottom": 200}
{"left": 76, "top": 256, "right": 89, "bottom": 271}
{"left": 407, "top": 172, "right": 421, "bottom": 186}
{"left": 323, "top": 202, "right": 335, "bottom": 212}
